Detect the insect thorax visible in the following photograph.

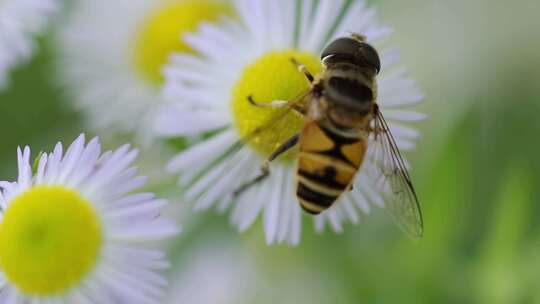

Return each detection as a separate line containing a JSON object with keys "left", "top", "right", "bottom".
{"left": 315, "top": 65, "right": 377, "bottom": 130}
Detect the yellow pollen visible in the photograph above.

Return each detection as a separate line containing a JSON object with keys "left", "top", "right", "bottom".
{"left": 133, "top": 0, "right": 229, "bottom": 84}
{"left": 0, "top": 186, "right": 102, "bottom": 296}
{"left": 231, "top": 50, "right": 322, "bottom": 160}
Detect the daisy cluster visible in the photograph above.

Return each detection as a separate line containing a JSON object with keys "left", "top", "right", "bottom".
{"left": 0, "top": 0, "right": 425, "bottom": 302}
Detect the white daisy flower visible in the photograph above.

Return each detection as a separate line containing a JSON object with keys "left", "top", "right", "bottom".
{"left": 156, "top": 0, "right": 425, "bottom": 245}
{"left": 0, "top": 0, "right": 59, "bottom": 89}
{"left": 0, "top": 134, "right": 179, "bottom": 303}
{"left": 55, "top": 0, "right": 230, "bottom": 143}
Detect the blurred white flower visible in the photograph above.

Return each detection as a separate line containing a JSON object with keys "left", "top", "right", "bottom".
{"left": 165, "top": 240, "right": 256, "bottom": 304}
{"left": 56, "top": 0, "right": 229, "bottom": 143}
{"left": 165, "top": 238, "right": 350, "bottom": 304}
{"left": 0, "top": 134, "right": 179, "bottom": 303}
{"left": 0, "top": 0, "right": 59, "bottom": 89}
{"left": 156, "top": 0, "right": 424, "bottom": 245}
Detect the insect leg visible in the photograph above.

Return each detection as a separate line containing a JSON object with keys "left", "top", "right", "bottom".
{"left": 247, "top": 95, "right": 307, "bottom": 115}
{"left": 233, "top": 133, "right": 300, "bottom": 197}
{"left": 247, "top": 95, "right": 288, "bottom": 108}
{"left": 290, "top": 58, "right": 314, "bottom": 83}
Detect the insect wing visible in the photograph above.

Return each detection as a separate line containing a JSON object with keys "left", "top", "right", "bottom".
{"left": 367, "top": 108, "right": 424, "bottom": 239}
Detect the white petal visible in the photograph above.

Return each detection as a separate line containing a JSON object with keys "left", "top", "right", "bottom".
{"left": 388, "top": 122, "right": 421, "bottom": 140}
{"left": 167, "top": 129, "right": 237, "bottom": 173}
{"left": 383, "top": 110, "right": 426, "bottom": 122}
{"left": 276, "top": 170, "right": 293, "bottom": 243}
{"left": 379, "top": 70, "right": 424, "bottom": 108}
{"left": 263, "top": 167, "right": 286, "bottom": 245}
{"left": 306, "top": 0, "right": 347, "bottom": 52}
{"left": 341, "top": 195, "right": 360, "bottom": 225}
{"left": 16, "top": 146, "right": 31, "bottom": 189}
{"left": 327, "top": 207, "right": 345, "bottom": 233}
{"left": 109, "top": 219, "right": 179, "bottom": 242}
{"left": 154, "top": 106, "right": 230, "bottom": 137}
{"left": 231, "top": 181, "right": 266, "bottom": 232}
{"left": 192, "top": 150, "right": 252, "bottom": 210}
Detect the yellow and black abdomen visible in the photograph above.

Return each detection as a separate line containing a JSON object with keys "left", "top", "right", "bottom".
{"left": 296, "top": 121, "right": 367, "bottom": 214}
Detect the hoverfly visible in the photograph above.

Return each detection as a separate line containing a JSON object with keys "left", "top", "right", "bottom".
{"left": 228, "top": 34, "right": 423, "bottom": 239}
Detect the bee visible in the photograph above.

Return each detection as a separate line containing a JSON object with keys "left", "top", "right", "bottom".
{"left": 230, "top": 34, "right": 423, "bottom": 238}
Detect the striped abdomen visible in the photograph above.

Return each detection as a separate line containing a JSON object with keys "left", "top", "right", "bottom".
{"left": 296, "top": 121, "right": 367, "bottom": 214}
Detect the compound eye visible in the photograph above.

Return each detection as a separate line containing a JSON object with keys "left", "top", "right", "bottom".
{"left": 321, "top": 37, "right": 381, "bottom": 74}
{"left": 321, "top": 38, "right": 359, "bottom": 61}
{"left": 358, "top": 42, "right": 381, "bottom": 74}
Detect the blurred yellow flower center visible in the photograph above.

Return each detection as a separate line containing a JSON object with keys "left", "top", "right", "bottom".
{"left": 0, "top": 186, "right": 102, "bottom": 296}
{"left": 231, "top": 50, "right": 322, "bottom": 160}
{"left": 133, "top": 0, "right": 228, "bottom": 84}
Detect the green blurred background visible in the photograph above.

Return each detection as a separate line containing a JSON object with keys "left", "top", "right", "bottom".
{"left": 1, "top": 0, "right": 540, "bottom": 303}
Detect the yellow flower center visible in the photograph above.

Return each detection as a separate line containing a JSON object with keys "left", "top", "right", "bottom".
{"left": 231, "top": 50, "right": 322, "bottom": 160}
{"left": 133, "top": 0, "right": 229, "bottom": 84}
{"left": 0, "top": 186, "right": 102, "bottom": 296}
